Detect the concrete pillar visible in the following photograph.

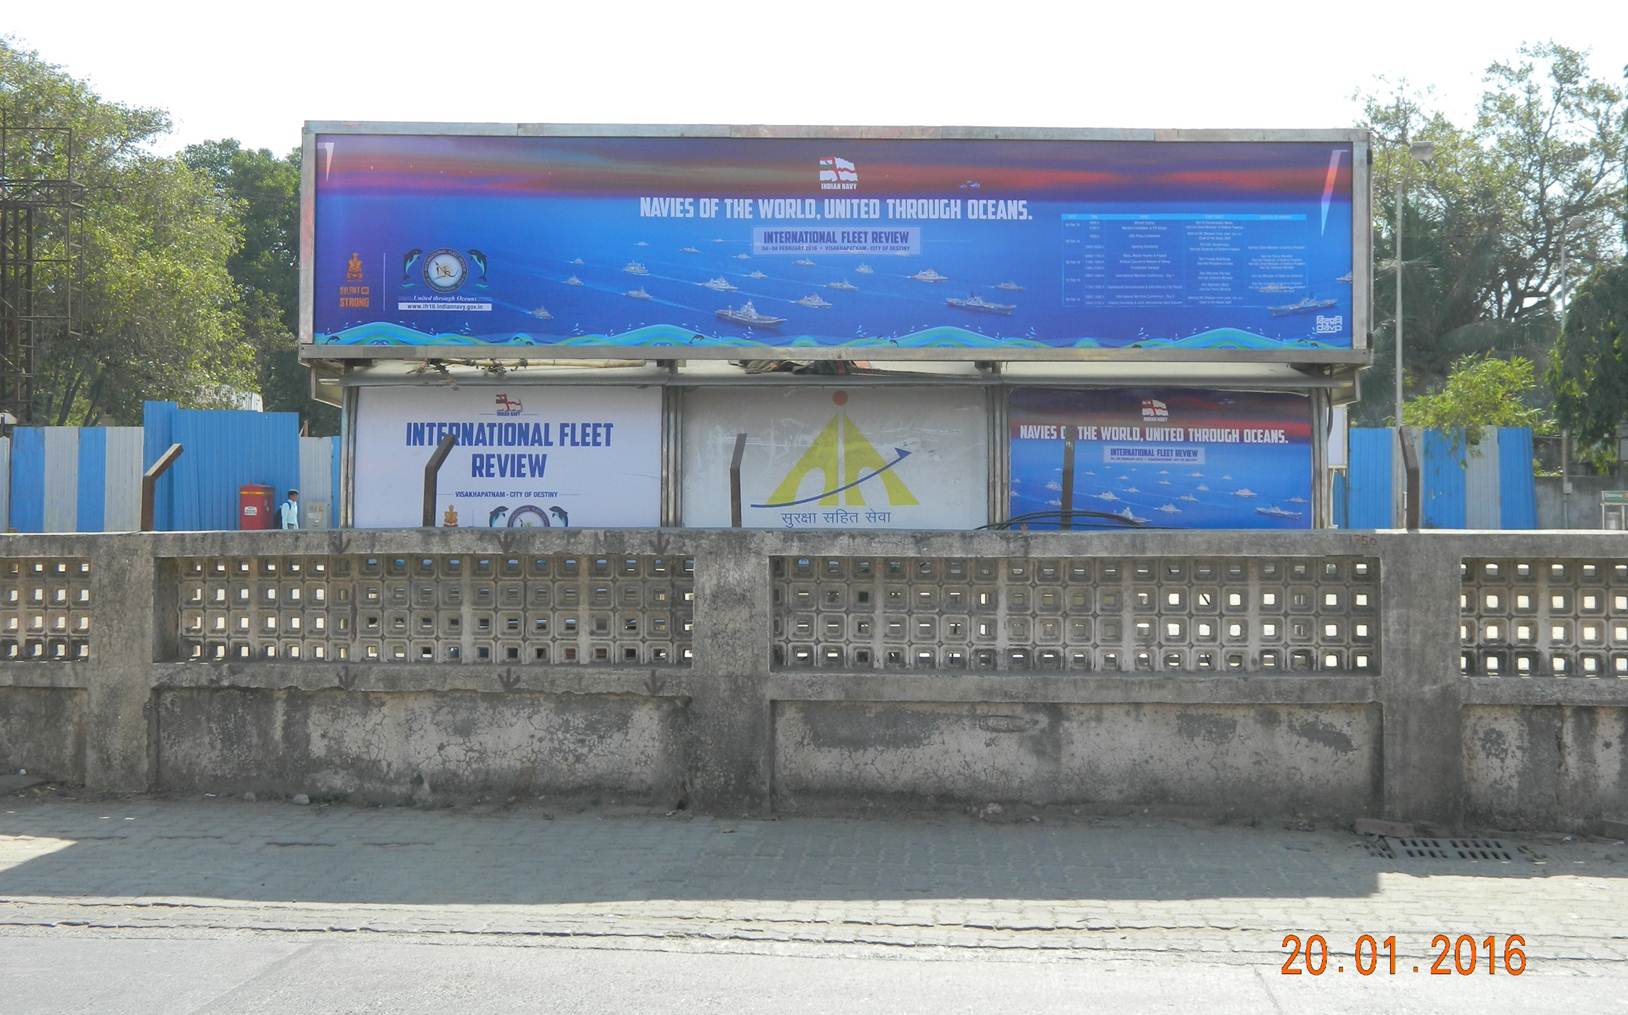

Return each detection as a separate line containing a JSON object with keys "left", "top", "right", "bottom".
{"left": 682, "top": 531, "right": 773, "bottom": 813}
{"left": 1377, "top": 533, "right": 1463, "bottom": 826}
{"left": 84, "top": 536, "right": 157, "bottom": 791}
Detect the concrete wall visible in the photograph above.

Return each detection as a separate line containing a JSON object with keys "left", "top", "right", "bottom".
{"left": 773, "top": 701, "right": 1381, "bottom": 816}
{"left": 0, "top": 686, "right": 86, "bottom": 783}
{"left": 2, "top": 528, "right": 1626, "bottom": 832}
{"left": 155, "top": 688, "right": 687, "bottom": 804}
{"left": 1462, "top": 704, "right": 1626, "bottom": 829}
{"left": 1535, "top": 475, "right": 1624, "bottom": 529}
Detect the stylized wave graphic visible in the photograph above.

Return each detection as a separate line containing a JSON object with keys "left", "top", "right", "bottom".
{"left": 316, "top": 321, "right": 1338, "bottom": 351}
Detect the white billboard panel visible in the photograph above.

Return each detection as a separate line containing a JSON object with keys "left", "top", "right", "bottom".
{"left": 353, "top": 385, "right": 661, "bottom": 528}
{"left": 682, "top": 387, "right": 988, "bottom": 529}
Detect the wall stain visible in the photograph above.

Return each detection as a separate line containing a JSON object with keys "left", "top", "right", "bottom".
{"left": 1175, "top": 712, "right": 1238, "bottom": 745}
{"left": 1475, "top": 724, "right": 1511, "bottom": 764}
{"left": 1288, "top": 717, "right": 1356, "bottom": 755}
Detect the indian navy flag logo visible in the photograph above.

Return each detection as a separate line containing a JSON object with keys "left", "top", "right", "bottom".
{"left": 1141, "top": 399, "right": 1170, "bottom": 423}
{"left": 819, "top": 156, "right": 858, "bottom": 191}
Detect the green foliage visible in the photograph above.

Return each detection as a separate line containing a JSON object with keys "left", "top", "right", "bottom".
{"left": 1353, "top": 42, "right": 1627, "bottom": 425}
{"left": 1548, "top": 260, "right": 1628, "bottom": 446}
{"left": 1, "top": 39, "right": 256, "bottom": 425}
{"left": 1401, "top": 354, "right": 1552, "bottom": 446}
{"left": 181, "top": 140, "right": 338, "bottom": 434}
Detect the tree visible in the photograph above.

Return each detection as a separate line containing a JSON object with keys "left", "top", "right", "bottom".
{"left": 1, "top": 39, "right": 254, "bottom": 425}
{"left": 58, "top": 155, "right": 254, "bottom": 423}
{"left": 181, "top": 140, "right": 338, "bottom": 434}
{"left": 1354, "top": 42, "right": 1627, "bottom": 424}
{"left": 1401, "top": 353, "right": 1551, "bottom": 446}
{"left": 1548, "top": 260, "right": 1628, "bottom": 446}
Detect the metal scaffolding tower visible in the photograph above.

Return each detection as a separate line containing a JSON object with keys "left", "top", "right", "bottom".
{"left": 0, "top": 114, "right": 84, "bottom": 423}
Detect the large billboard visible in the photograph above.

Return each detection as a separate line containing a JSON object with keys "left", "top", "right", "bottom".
{"left": 1008, "top": 388, "right": 1313, "bottom": 529}
{"left": 352, "top": 385, "right": 661, "bottom": 528}
{"left": 305, "top": 127, "right": 1364, "bottom": 361}
{"left": 681, "top": 387, "right": 988, "bottom": 528}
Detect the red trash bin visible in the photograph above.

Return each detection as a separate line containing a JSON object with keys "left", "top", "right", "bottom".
{"left": 239, "top": 484, "right": 275, "bottom": 530}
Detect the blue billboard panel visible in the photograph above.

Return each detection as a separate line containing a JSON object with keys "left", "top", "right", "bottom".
{"left": 311, "top": 133, "right": 1356, "bottom": 356}
{"left": 1008, "top": 388, "right": 1313, "bottom": 529}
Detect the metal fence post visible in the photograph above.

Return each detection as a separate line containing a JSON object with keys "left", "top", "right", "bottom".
{"left": 421, "top": 434, "right": 458, "bottom": 528}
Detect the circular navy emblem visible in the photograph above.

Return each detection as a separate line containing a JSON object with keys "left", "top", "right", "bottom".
{"left": 423, "top": 248, "right": 468, "bottom": 293}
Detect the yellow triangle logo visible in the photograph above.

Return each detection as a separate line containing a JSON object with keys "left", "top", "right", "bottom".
{"left": 766, "top": 412, "right": 918, "bottom": 507}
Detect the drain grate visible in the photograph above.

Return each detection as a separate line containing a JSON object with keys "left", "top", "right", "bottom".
{"left": 1363, "top": 835, "right": 1522, "bottom": 861}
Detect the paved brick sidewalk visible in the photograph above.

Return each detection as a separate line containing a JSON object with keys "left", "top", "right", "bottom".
{"left": 1, "top": 795, "right": 1624, "bottom": 972}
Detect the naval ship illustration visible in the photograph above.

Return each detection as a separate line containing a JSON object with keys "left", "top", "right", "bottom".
{"left": 1336, "top": 270, "right": 1354, "bottom": 284}
{"left": 734, "top": 253, "right": 751, "bottom": 260}
{"left": 855, "top": 263, "right": 874, "bottom": 274}
{"left": 747, "top": 270, "right": 767, "bottom": 279}
{"left": 716, "top": 301, "right": 785, "bottom": 327}
{"left": 912, "top": 268, "right": 949, "bottom": 283}
{"left": 946, "top": 293, "right": 1016, "bottom": 316}
{"left": 1267, "top": 295, "right": 1338, "bottom": 316}
{"left": 1256, "top": 505, "right": 1304, "bottom": 519}
{"left": 827, "top": 279, "right": 859, "bottom": 291}
{"left": 796, "top": 293, "right": 833, "bottom": 308}
{"left": 625, "top": 287, "right": 652, "bottom": 300}
{"left": 530, "top": 305, "right": 552, "bottom": 319}
{"left": 623, "top": 261, "right": 649, "bottom": 275}
{"left": 563, "top": 275, "right": 583, "bottom": 286}
{"left": 793, "top": 258, "right": 816, "bottom": 267}
{"left": 700, "top": 276, "right": 738, "bottom": 291}
{"left": 994, "top": 281, "right": 1024, "bottom": 291}
{"left": 679, "top": 246, "right": 701, "bottom": 254}
{"left": 569, "top": 257, "right": 585, "bottom": 265}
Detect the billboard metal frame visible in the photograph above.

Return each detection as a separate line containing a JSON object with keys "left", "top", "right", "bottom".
{"left": 300, "top": 122, "right": 1372, "bottom": 366}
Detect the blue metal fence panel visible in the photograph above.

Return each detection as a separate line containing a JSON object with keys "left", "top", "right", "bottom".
{"left": 103, "top": 427, "right": 145, "bottom": 531}
{"left": 167, "top": 409, "right": 301, "bottom": 531}
{"left": 0, "top": 436, "right": 8, "bottom": 531}
{"left": 1496, "top": 427, "right": 1538, "bottom": 529}
{"left": 142, "top": 402, "right": 179, "bottom": 532}
{"left": 42, "top": 428, "right": 79, "bottom": 532}
{"left": 9, "top": 428, "right": 45, "bottom": 532}
{"left": 1421, "top": 430, "right": 1467, "bottom": 528}
{"left": 298, "top": 436, "right": 335, "bottom": 529}
{"left": 1332, "top": 471, "right": 1348, "bottom": 528}
{"left": 1344, "top": 428, "right": 1395, "bottom": 528}
{"left": 1463, "top": 430, "right": 1501, "bottom": 529}
{"left": 76, "top": 427, "right": 107, "bottom": 531}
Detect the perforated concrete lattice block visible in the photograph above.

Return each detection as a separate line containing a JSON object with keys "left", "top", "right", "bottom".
{"left": 0, "top": 558, "right": 92, "bottom": 662}
{"left": 771, "top": 555, "right": 1380, "bottom": 674}
{"left": 1460, "top": 559, "right": 1628, "bottom": 678}
{"left": 175, "top": 553, "right": 694, "bottom": 666}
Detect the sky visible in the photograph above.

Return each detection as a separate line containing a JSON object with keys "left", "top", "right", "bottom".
{"left": 5, "top": 0, "right": 1627, "bottom": 155}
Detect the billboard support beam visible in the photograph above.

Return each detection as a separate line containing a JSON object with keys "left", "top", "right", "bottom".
{"left": 728, "top": 432, "right": 747, "bottom": 528}
{"left": 1059, "top": 433, "right": 1076, "bottom": 531}
{"left": 1398, "top": 427, "right": 1422, "bottom": 530}
{"left": 140, "top": 444, "right": 183, "bottom": 532}
{"left": 421, "top": 434, "right": 457, "bottom": 528}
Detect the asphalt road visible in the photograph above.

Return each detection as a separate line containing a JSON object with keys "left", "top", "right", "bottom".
{"left": 3, "top": 930, "right": 1624, "bottom": 1014}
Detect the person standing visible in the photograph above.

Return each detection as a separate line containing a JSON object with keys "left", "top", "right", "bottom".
{"left": 279, "top": 489, "right": 300, "bottom": 530}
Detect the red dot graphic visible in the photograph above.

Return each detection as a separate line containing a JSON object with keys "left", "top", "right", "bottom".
{"left": 832, "top": 391, "right": 848, "bottom": 406}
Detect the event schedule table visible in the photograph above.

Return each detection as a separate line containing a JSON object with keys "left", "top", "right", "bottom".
{"left": 1061, "top": 212, "right": 1313, "bottom": 310}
